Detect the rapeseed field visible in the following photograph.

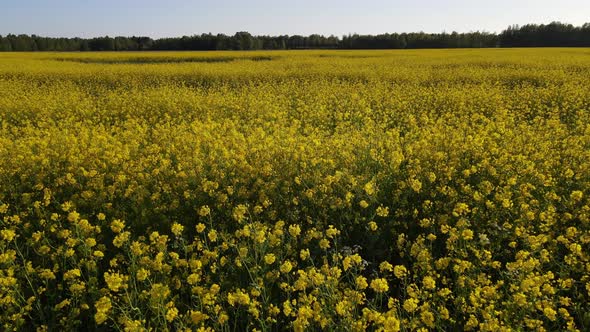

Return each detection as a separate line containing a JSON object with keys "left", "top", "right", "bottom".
{"left": 1, "top": 49, "right": 589, "bottom": 331}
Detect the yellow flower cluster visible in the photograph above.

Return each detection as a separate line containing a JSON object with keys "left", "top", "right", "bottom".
{"left": 0, "top": 49, "right": 590, "bottom": 331}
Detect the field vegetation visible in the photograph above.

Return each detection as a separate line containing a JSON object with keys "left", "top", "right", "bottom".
{"left": 1, "top": 49, "right": 590, "bottom": 331}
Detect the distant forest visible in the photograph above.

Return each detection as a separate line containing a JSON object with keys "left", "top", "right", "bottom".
{"left": 1, "top": 22, "right": 589, "bottom": 51}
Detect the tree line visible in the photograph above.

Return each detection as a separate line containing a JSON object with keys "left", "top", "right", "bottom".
{"left": 1, "top": 22, "right": 589, "bottom": 51}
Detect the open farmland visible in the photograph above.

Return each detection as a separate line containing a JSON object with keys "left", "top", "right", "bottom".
{"left": 1, "top": 49, "right": 590, "bottom": 331}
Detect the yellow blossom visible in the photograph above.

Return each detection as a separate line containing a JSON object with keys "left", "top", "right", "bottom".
{"left": 356, "top": 276, "right": 368, "bottom": 289}
{"left": 0, "top": 229, "right": 16, "bottom": 241}
{"left": 166, "top": 306, "right": 178, "bottom": 322}
{"left": 104, "top": 272, "right": 126, "bottom": 292}
{"left": 171, "top": 222, "right": 184, "bottom": 236}
{"left": 368, "top": 221, "right": 378, "bottom": 231}
{"left": 198, "top": 205, "right": 211, "bottom": 217}
{"left": 394, "top": 265, "right": 408, "bottom": 279}
{"left": 264, "top": 254, "right": 276, "bottom": 265}
{"left": 288, "top": 224, "right": 301, "bottom": 237}
{"left": 208, "top": 230, "right": 218, "bottom": 242}
{"left": 370, "top": 278, "right": 389, "bottom": 293}
{"left": 422, "top": 276, "right": 436, "bottom": 290}
{"left": 280, "top": 261, "right": 293, "bottom": 274}
{"left": 376, "top": 206, "right": 389, "bottom": 217}
{"left": 95, "top": 296, "right": 112, "bottom": 325}
{"left": 110, "top": 219, "right": 125, "bottom": 233}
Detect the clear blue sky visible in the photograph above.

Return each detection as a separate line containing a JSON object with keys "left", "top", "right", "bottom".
{"left": 1, "top": 0, "right": 588, "bottom": 38}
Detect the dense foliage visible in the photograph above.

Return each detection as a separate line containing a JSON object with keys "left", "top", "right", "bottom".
{"left": 500, "top": 22, "right": 590, "bottom": 47}
{"left": 1, "top": 49, "right": 590, "bottom": 331}
{"left": 1, "top": 22, "right": 589, "bottom": 51}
